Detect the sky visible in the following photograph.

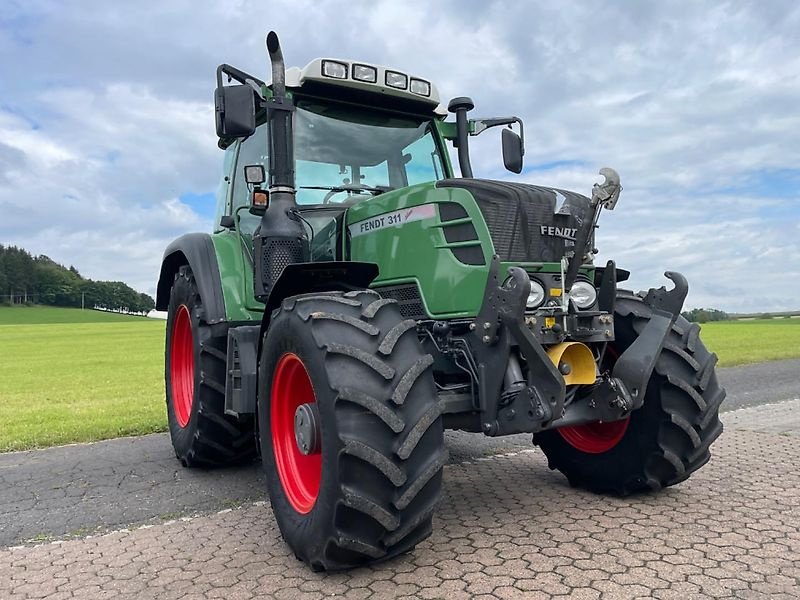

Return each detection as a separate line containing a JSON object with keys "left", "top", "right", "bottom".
{"left": 1, "top": 0, "right": 798, "bottom": 313}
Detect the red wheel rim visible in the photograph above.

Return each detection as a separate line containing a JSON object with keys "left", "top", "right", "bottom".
{"left": 558, "top": 417, "right": 630, "bottom": 454}
{"left": 169, "top": 304, "right": 194, "bottom": 428}
{"left": 271, "top": 353, "right": 321, "bottom": 514}
{"left": 558, "top": 345, "right": 629, "bottom": 453}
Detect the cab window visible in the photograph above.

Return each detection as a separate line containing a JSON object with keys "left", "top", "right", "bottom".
{"left": 213, "top": 144, "right": 237, "bottom": 232}
{"left": 231, "top": 124, "right": 268, "bottom": 235}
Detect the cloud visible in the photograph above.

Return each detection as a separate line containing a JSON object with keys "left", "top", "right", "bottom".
{"left": 0, "top": 0, "right": 798, "bottom": 312}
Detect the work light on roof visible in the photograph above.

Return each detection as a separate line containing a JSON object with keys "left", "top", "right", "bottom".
{"left": 409, "top": 78, "right": 431, "bottom": 97}
{"left": 321, "top": 60, "right": 348, "bottom": 79}
{"left": 385, "top": 70, "right": 408, "bottom": 89}
{"left": 352, "top": 64, "right": 377, "bottom": 83}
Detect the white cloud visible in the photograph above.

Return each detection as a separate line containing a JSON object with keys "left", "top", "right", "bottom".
{"left": 0, "top": 0, "right": 798, "bottom": 311}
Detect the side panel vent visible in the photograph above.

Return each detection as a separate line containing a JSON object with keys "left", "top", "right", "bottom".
{"left": 437, "top": 202, "right": 485, "bottom": 266}
{"left": 373, "top": 284, "right": 427, "bottom": 320}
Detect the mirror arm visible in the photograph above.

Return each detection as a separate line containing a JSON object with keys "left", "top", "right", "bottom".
{"left": 216, "top": 64, "right": 265, "bottom": 89}
{"left": 470, "top": 116, "right": 524, "bottom": 146}
{"left": 215, "top": 64, "right": 265, "bottom": 107}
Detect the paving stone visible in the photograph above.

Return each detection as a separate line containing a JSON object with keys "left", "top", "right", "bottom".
{"left": 0, "top": 404, "right": 799, "bottom": 598}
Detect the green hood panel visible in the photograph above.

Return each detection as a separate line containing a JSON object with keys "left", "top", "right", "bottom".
{"left": 345, "top": 182, "right": 493, "bottom": 318}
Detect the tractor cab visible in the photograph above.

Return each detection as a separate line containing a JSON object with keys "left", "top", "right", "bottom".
{"left": 213, "top": 53, "right": 525, "bottom": 271}
{"left": 215, "top": 57, "right": 452, "bottom": 246}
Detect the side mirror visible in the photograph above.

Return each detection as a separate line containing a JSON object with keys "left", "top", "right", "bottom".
{"left": 214, "top": 84, "right": 256, "bottom": 139}
{"left": 502, "top": 128, "right": 524, "bottom": 174}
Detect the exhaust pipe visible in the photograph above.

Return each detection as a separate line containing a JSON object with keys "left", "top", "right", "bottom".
{"left": 253, "top": 31, "right": 308, "bottom": 301}
{"left": 264, "top": 30, "right": 295, "bottom": 193}
{"left": 266, "top": 31, "right": 286, "bottom": 99}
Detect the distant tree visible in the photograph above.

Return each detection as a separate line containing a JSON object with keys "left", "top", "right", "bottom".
{"left": 682, "top": 308, "right": 729, "bottom": 323}
{"left": 0, "top": 245, "right": 154, "bottom": 311}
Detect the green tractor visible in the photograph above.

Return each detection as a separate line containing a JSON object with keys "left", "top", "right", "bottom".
{"left": 157, "top": 32, "right": 724, "bottom": 570}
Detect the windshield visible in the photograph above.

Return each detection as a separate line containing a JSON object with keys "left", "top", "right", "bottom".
{"left": 294, "top": 101, "right": 444, "bottom": 205}
{"left": 232, "top": 101, "right": 445, "bottom": 236}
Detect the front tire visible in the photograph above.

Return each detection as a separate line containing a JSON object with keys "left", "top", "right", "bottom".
{"left": 534, "top": 290, "right": 725, "bottom": 495}
{"left": 258, "top": 290, "right": 446, "bottom": 570}
{"left": 165, "top": 265, "right": 257, "bottom": 467}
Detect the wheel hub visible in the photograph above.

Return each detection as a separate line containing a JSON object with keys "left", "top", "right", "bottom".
{"left": 294, "top": 403, "right": 321, "bottom": 456}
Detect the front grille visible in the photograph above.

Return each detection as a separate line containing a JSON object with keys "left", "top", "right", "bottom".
{"left": 373, "top": 283, "right": 427, "bottom": 320}
{"left": 437, "top": 179, "right": 590, "bottom": 263}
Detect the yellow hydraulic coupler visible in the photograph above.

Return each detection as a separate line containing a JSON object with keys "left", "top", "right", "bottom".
{"left": 546, "top": 342, "right": 597, "bottom": 385}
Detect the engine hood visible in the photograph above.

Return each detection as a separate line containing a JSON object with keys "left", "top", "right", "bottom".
{"left": 436, "top": 179, "right": 591, "bottom": 263}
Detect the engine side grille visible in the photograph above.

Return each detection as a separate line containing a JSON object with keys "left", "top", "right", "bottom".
{"left": 437, "top": 201, "right": 485, "bottom": 266}
{"left": 437, "top": 179, "right": 590, "bottom": 263}
{"left": 373, "top": 283, "right": 427, "bottom": 320}
{"left": 261, "top": 238, "right": 306, "bottom": 295}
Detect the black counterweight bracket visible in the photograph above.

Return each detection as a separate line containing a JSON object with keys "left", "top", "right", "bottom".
{"left": 470, "top": 256, "right": 566, "bottom": 435}
{"left": 612, "top": 271, "right": 689, "bottom": 409}
{"left": 643, "top": 271, "right": 689, "bottom": 317}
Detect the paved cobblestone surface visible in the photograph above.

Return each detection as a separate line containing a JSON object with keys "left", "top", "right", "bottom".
{"left": 723, "top": 399, "right": 800, "bottom": 437}
{"left": 2, "top": 359, "right": 792, "bottom": 549}
{"left": 1, "top": 406, "right": 799, "bottom": 599}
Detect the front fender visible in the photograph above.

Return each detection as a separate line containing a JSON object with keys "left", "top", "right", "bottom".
{"left": 155, "top": 233, "right": 227, "bottom": 325}
{"left": 257, "top": 261, "right": 378, "bottom": 353}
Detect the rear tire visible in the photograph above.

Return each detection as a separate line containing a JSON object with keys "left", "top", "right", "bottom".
{"left": 165, "top": 265, "right": 257, "bottom": 467}
{"left": 533, "top": 290, "right": 725, "bottom": 495}
{"left": 258, "top": 290, "right": 446, "bottom": 570}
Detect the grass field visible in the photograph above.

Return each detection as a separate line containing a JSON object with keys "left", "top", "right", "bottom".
{"left": 0, "top": 306, "right": 798, "bottom": 452}
{"left": 697, "top": 317, "right": 800, "bottom": 367}
{"left": 0, "top": 306, "right": 165, "bottom": 452}
{"left": 0, "top": 305, "right": 153, "bottom": 325}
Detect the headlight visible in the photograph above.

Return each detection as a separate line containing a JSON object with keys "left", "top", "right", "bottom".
{"left": 526, "top": 280, "right": 546, "bottom": 309}
{"left": 570, "top": 281, "right": 597, "bottom": 309}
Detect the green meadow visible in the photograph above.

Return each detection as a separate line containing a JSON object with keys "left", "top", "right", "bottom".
{"left": 0, "top": 306, "right": 165, "bottom": 451}
{"left": 0, "top": 306, "right": 798, "bottom": 451}
{"left": 697, "top": 317, "right": 800, "bottom": 367}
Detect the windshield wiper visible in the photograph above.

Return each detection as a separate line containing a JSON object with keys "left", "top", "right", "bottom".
{"left": 299, "top": 185, "right": 392, "bottom": 196}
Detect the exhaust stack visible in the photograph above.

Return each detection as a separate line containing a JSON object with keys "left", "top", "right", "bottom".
{"left": 267, "top": 31, "right": 286, "bottom": 97}
{"left": 253, "top": 31, "right": 308, "bottom": 301}
{"left": 265, "top": 31, "right": 295, "bottom": 193}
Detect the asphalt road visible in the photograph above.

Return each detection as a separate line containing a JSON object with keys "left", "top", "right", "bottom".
{"left": 0, "top": 358, "right": 797, "bottom": 549}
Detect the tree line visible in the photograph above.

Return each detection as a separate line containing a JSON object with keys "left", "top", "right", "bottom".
{"left": 681, "top": 307, "right": 729, "bottom": 323}
{"left": 0, "top": 245, "right": 155, "bottom": 314}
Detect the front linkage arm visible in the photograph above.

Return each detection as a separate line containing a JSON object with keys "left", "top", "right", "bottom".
{"left": 612, "top": 271, "right": 689, "bottom": 409}
{"left": 468, "top": 258, "right": 689, "bottom": 435}
{"left": 469, "top": 256, "right": 566, "bottom": 436}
